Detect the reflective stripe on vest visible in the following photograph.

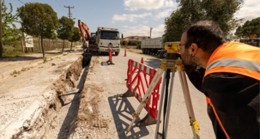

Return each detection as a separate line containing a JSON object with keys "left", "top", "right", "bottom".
{"left": 204, "top": 42, "right": 260, "bottom": 139}
{"left": 206, "top": 58, "right": 260, "bottom": 80}
{"left": 204, "top": 42, "right": 260, "bottom": 81}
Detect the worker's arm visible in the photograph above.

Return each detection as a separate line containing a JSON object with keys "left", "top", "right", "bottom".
{"left": 184, "top": 64, "right": 205, "bottom": 93}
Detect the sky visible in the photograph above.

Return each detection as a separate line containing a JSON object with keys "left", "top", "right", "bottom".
{"left": 8, "top": 0, "right": 260, "bottom": 38}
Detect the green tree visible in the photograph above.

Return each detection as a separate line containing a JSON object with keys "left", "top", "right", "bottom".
{"left": 235, "top": 17, "right": 260, "bottom": 38}
{"left": 57, "top": 16, "right": 74, "bottom": 53}
{"left": 164, "top": 0, "right": 204, "bottom": 42}
{"left": 164, "top": 9, "right": 185, "bottom": 42}
{"left": 164, "top": 0, "right": 243, "bottom": 41}
{"left": 68, "top": 26, "right": 80, "bottom": 51}
{"left": 17, "top": 3, "right": 58, "bottom": 60}
{"left": 0, "top": 1, "right": 20, "bottom": 57}
{"left": 235, "top": 26, "right": 243, "bottom": 37}
{"left": 2, "top": 2, "right": 20, "bottom": 44}
{"left": 178, "top": 0, "right": 204, "bottom": 24}
{"left": 201, "top": 0, "right": 241, "bottom": 36}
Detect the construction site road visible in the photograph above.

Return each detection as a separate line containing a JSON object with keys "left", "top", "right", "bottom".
{"left": 0, "top": 48, "right": 215, "bottom": 139}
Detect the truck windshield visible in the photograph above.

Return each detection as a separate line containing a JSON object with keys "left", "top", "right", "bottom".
{"left": 100, "top": 31, "right": 119, "bottom": 40}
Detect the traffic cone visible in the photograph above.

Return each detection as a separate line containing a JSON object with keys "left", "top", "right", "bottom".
{"left": 141, "top": 57, "right": 144, "bottom": 64}
{"left": 107, "top": 48, "right": 114, "bottom": 65}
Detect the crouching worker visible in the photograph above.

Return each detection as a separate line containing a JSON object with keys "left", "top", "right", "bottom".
{"left": 179, "top": 20, "right": 260, "bottom": 139}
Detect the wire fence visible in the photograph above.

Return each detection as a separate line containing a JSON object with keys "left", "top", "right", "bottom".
{"left": 31, "top": 38, "right": 81, "bottom": 52}
{"left": 3, "top": 37, "right": 81, "bottom": 57}
{"left": 21, "top": 37, "right": 81, "bottom": 53}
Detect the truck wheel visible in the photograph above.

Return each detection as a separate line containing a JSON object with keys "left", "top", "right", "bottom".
{"left": 115, "top": 52, "right": 119, "bottom": 56}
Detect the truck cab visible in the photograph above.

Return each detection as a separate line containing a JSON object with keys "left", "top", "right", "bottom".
{"left": 95, "top": 27, "right": 120, "bottom": 55}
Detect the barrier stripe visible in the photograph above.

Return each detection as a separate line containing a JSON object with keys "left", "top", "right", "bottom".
{"left": 126, "top": 59, "right": 162, "bottom": 119}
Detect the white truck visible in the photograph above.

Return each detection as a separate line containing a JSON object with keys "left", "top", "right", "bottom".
{"left": 141, "top": 37, "right": 165, "bottom": 57}
{"left": 90, "top": 27, "right": 121, "bottom": 55}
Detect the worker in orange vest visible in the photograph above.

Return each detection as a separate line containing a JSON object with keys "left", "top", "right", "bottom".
{"left": 179, "top": 20, "right": 259, "bottom": 139}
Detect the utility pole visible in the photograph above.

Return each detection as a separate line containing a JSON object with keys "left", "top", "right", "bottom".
{"left": 64, "top": 5, "right": 74, "bottom": 19}
{"left": 149, "top": 27, "right": 153, "bottom": 38}
{"left": 0, "top": 0, "right": 3, "bottom": 57}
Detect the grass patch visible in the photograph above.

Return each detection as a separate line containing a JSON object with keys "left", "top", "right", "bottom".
{"left": 3, "top": 45, "right": 24, "bottom": 57}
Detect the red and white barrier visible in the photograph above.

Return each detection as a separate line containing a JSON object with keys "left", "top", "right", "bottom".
{"left": 126, "top": 58, "right": 162, "bottom": 119}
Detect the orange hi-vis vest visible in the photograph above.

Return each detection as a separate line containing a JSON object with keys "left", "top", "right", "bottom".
{"left": 203, "top": 42, "right": 260, "bottom": 139}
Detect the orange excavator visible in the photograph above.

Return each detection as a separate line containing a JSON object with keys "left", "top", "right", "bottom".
{"left": 78, "top": 20, "right": 92, "bottom": 67}
{"left": 78, "top": 20, "right": 90, "bottom": 51}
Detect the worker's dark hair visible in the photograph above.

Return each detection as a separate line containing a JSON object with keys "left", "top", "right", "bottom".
{"left": 185, "top": 20, "right": 225, "bottom": 53}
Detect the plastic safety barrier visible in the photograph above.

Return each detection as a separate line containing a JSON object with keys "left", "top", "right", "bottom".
{"left": 126, "top": 58, "right": 162, "bottom": 119}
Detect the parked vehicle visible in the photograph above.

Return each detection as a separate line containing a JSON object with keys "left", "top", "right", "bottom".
{"left": 78, "top": 20, "right": 120, "bottom": 55}
{"left": 93, "top": 27, "right": 120, "bottom": 55}
{"left": 141, "top": 37, "right": 165, "bottom": 58}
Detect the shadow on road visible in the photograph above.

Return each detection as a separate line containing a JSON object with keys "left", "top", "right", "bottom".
{"left": 0, "top": 50, "right": 83, "bottom": 62}
{"left": 108, "top": 94, "right": 150, "bottom": 139}
{"left": 0, "top": 55, "right": 42, "bottom": 62}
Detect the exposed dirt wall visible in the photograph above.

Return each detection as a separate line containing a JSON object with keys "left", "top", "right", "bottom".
{"left": 0, "top": 56, "right": 84, "bottom": 139}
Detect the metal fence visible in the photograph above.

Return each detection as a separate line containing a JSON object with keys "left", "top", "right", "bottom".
{"left": 31, "top": 38, "right": 81, "bottom": 52}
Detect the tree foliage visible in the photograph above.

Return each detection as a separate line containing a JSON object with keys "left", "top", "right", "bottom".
{"left": 17, "top": 3, "right": 58, "bottom": 60}
{"left": 178, "top": 0, "right": 204, "bottom": 24}
{"left": 201, "top": 0, "right": 241, "bottom": 35}
{"left": 164, "top": 9, "right": 184, "bottom": 42}
{"left": 164, "top": 0, "right": 243, "bottom": 42}
{"left": 57, "top": 16, "right": 74, "bottom": 40}
{"left": 69, "top": 27, "right": 80, "bottom": 42}
{"left": 2, "top": 2, "right": 20, "bottom": 45}
{"left": 235, "top": 17, "right": 260, "bottom": 38}
{"left": 69, "top": 27, "right": 80, "bottom": 51}
{"left": 0, "top": 1, "right": 20, "bottom": 57}
{"left": 17, "top": 3, "right": 58, "bottom": 38}
{"left": 57, "top": 16, "right": 74, "bottom": 53}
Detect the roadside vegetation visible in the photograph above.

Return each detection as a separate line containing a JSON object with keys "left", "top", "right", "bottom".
{"left": 164, "top": 0, "right": 260, "bottom": 42}
{"left": 0, "top": 2, "right": 81, "bottom": 59}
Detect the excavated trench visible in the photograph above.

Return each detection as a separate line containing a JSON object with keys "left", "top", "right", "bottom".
{"left": 42, "top": 53, "right": 93, "bottom": 139}
{"left": 6, "top": 51, "right": 110, "bottom": 139}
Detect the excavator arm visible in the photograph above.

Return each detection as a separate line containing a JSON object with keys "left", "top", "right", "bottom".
{"left": 78, "top": 20, "right": 90, "bottom": 50}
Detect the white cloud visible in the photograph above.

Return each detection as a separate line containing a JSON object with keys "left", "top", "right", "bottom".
{"left": 152, "top": 24, "right": 165, "bottom": 37}
{"left": 155, "top": 9, "right": 173, "bottom": 19}
{"left": 121, "top": 25, "right": 150, "bottom": 37}
{"left": 124, "top": 0, "right": 176, "bottom": 11}
{"left": 234, "top": 0, "right": 260, "bottom": 21}
{"left": 122, "top": 24, "right": 165, "bottom": 38}
{"left": 112, "top": 13, "right": 152, "bottom": 23}
{"left": 164, "top": 0, "right": 175, "bottom": 8}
